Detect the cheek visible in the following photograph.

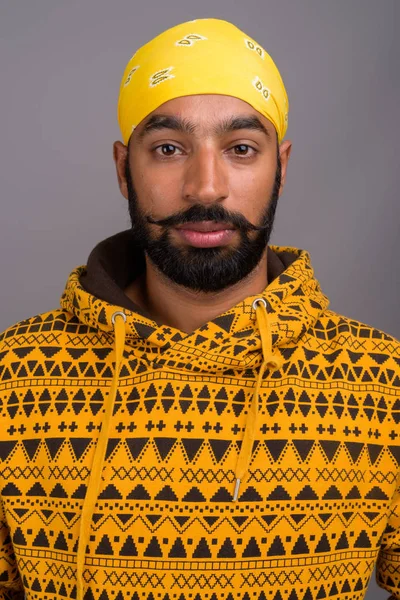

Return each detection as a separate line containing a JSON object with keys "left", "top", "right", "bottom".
{"left": 229, "top": 164, "right": 276, "bottom": 219}
{"left": 132, "top": 166, "right": 182, "bottom": 216}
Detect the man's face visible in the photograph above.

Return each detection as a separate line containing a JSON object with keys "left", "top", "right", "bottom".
{"left": 120, "top": 95, "right": 289, "bottom": 292}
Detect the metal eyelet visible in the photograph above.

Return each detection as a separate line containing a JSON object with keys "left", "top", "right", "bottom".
{"left": 111, "top": 311, "right": 127, "bottom": 325}
{"left": 252, "top": 298, "right": 267, "bottom": 310}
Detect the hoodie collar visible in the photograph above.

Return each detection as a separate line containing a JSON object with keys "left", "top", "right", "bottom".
{"left": 60, "top": 230, "right": 329, "bottom": 371}
{"left": 78, "top": 230, "right": 296, "bottom": 317}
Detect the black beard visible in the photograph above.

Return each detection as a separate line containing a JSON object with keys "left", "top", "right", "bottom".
{"left": 126, "top": 155, "right": 281, "bottom": 293}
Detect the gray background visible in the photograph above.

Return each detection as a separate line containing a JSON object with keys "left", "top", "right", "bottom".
{"left": 0, "top": 1, "right": 398, "bottom": 597}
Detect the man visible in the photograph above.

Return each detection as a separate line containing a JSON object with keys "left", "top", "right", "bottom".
{"left": 0, "top": 17, "right": 399, "bottom": 600}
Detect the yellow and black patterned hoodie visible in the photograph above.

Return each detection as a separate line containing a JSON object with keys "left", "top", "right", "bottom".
{"left": 1, "top": 230, "right": 400, "bottom": 600}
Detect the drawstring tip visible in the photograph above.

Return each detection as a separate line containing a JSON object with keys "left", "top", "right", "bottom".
{"left": 267, "top": 357, "right": 283, "bottom": 371}
{"left": 233, "top": 478, "right": 241, "bottom": 501}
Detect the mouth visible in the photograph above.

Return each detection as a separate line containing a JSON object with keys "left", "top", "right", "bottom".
{"left": 174, "top": 221, "right": 236, "bottom": 248}
{"left": 175, "top": 221, "right": 235, "bottom": 232}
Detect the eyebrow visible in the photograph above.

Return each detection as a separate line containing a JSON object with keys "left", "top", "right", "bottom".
{"left": 137, "top": 113, "right": 271, "bottom": 141}
{"left": 215, "top": 115, "right": 271, "bottom": 139}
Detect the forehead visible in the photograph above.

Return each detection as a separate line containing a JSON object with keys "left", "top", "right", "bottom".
{"left": 136, "top": 94, "right": 277, "bottom": 136}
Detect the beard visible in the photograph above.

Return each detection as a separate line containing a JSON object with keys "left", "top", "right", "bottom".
{"left": 126, "top": 154, "right": 281, "bottom": 293}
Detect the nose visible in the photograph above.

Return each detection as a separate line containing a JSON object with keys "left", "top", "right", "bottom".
{"left": 182, "top": 147, "right": 229, "bottom": 204}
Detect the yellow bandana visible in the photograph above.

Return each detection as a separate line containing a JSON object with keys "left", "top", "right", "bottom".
{"left": 117, "top": 18, "right": 289, "bottom": 144}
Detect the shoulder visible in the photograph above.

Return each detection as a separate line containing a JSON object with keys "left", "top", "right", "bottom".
{"left": 0, "top": 309, "right": 80, "bottom": 371}
{"left": 314, "top": 308, "right": 399, "bottom": 348}
{"left": 309, "top": 308, "right": 400, "bottom": 375}
{"left": 1, "top": 309, "right": 73, "bottom": 342}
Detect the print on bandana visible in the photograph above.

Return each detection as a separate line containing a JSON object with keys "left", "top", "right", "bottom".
{"left": 245, "top": 38, "right": 265, "bottom": 59}
{"left": 124, "top": 65, "right": 140, "bottom": 87}
{"left": 176, "top": 33, "right": 207, "bottom": 47}
{"left": 149, "top": 66, "right": 175, "bottom": 88}
{"left": 253, "top": 75, "right": 270, "bottom": 101}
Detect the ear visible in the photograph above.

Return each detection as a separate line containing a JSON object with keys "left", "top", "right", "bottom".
{"left": 278, "top": 139, "right": 292, "bottom": 196}
{"left": 113, "top": 141, "right": 129, "bottom": 200}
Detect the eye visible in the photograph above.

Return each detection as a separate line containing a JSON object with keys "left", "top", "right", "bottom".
{"left": 232, "top": 144, "right": 256, "bottom": 157}
{"left": 154, "top": 144, "right": 182, "bottom": 156}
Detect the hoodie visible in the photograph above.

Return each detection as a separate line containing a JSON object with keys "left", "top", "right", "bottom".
{"left": 0, "top": 230, "right": 400, "bottom": 600}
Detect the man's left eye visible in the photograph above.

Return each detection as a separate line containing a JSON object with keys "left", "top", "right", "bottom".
{"left": 232, "top": 145, "right": 255, "bottom": 156}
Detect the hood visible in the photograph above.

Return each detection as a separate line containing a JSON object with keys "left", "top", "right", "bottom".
{"left": 61, "top": 230, "right": 329, "bottom": 375}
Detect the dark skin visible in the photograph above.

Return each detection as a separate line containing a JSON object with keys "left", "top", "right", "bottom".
{"left": 113, "top": 94, "right": 292, "bottom": 333}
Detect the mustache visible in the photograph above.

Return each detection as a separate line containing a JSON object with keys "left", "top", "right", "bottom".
{"left": 146, "top": 204, "right": 268, "bottom": 231}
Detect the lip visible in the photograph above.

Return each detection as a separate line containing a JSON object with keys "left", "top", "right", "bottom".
{"left": 175, "top": 225, "right": 236, "bottom": 248}
{"left": 175, "top": 221, "right": 235, "bottom": 233}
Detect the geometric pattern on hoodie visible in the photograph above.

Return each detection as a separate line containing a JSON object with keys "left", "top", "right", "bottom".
{"left": 1, "top": 244, "right": 400, "bottom": 600}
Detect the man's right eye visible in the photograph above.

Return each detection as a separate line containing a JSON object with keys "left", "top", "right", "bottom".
{"left": 154, "top": 144, "right": 182, "bottom": 156}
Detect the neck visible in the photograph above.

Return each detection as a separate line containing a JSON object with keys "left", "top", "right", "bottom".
{"left": 125, "top": 252, "right": 268, "bottom": 333}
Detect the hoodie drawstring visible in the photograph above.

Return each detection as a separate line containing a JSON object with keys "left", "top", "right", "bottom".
{"left": 233, "top": 298, "right": 283, "bottom": 501}
{"left": 74, "top": 302, "right": 279, "bottom": 591}
{"left": 76, "top": 311, "right": 126, "bottom": 600}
